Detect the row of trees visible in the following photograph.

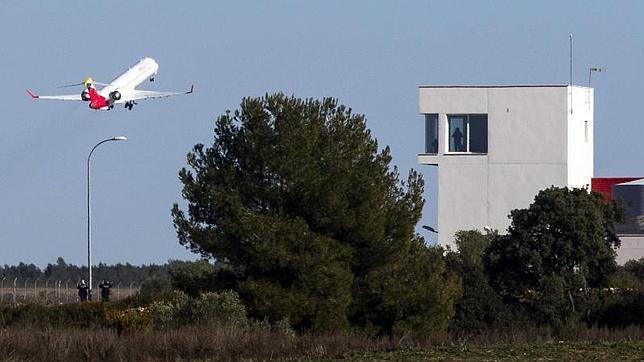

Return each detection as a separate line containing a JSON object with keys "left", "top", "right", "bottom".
{"left": 169, "top": 93, "right": 643, "bottom": 336}
{"left": 0, "top": 257, "right": 172, "bottom": 284}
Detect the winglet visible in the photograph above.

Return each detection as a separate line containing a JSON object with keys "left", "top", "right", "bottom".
{"left": 187, "top": 84, "right": 194, "bottom": 94}
{"left": 26, "top": 89, "right": 39, "bottom": 99}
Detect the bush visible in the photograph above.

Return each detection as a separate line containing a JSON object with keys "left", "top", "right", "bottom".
{"left": 137, "top": 276, "right": 175, "bottom": 303}
{"left": 106, "top": 307, "right": 153, "bottom": 333}
{"left": 0, "top": 290, "right": 249, "bottom": 333}
{"left": 588, "top": 290, "right": 644, "bottom": 328}
{"left": 148, "top": 290, "right": 248, "bottom": 330}
{"left": 357, "top": 241, "right": 462, "bottom": 338}
{"left": 447, "top": 230, "right": 512, "bottom": 335}
{"left": 0, "top": 302, "right": 113, "bottom": 328}
{"left": 169, "top": 260, "right": 220, "bottom": 297}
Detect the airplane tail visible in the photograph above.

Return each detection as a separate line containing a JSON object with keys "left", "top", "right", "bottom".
{"left": 83, "top": 77, "right": 95, "bottom": 89}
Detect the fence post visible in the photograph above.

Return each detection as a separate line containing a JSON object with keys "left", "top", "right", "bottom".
{"left": 12, "top": 277, "right": 17, "bottom": 303}
{"left": 34, "top": 278, "right": 40, "bottom": 302}
{"left": 45, "top": 279, "right": 50, "bottom": 303}
{"left": 65, "top": 279, "right": 71, "bottom": 302}
{"left": 1, "top": 277, "right": 5, "bottom": 303}
{"left": 117, "top": 281, "right": 121, "bottom": 300}
{"left": 23, "top": 278, "right": 29, "bottom": 302}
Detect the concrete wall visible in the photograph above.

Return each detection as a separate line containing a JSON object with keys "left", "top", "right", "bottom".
{"left": 616, "top": 235, "right": 644, "bottom": 264}
{"left": 567, "top": 87, "right": 594, "bottom": 189}
{"left": 418, "top": 85, "right": 593, "bottom": 247}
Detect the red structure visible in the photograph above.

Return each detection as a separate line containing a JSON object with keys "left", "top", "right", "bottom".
{"left": 591, "top": 177, "right": 643, "bottom": 201}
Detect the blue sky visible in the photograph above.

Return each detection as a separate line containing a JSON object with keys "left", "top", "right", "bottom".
{"left": 1, "top": 2, "right": 643, "bottom": 267}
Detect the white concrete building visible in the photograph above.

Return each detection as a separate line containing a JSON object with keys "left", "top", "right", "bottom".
{"left": 418, "top": 85, "right": 594, "bottom": 247}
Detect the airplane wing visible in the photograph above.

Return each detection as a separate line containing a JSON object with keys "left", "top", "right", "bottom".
{"left": 26, "top": 89, "right": 82, "bottom": 101}
{"left": 117, "top": 85, "right": 193, "bottom": 103}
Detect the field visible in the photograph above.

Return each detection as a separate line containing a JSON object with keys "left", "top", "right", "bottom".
{"left": 0, "top": 326, "right": 642, "bottom": 361}
{"left": 344, "top": 342, "right": 644, "bottom": 361}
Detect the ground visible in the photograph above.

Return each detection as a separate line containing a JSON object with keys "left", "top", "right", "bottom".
{"left": 334, "top": 342, "right": 644, "bottom": 361}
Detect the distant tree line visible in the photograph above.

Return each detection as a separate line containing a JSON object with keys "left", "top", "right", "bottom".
{"left": 0, "top": 257, "right": 173, "bottom": 285}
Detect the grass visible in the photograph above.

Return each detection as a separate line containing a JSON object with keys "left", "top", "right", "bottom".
{"left": 341, "top": 342, "right": 644, "bottom": 361}
{"left": 0, "top": 325, "right": 643, "bottom": 361}
{"left": 0, "top": 326, "right": 389, "bottom": 361}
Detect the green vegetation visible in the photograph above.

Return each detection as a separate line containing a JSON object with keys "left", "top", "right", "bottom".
{"left": 0, "top": 289, "right": 249, "bottom": 333}
{"left": 446, "top": 187, "right": 643, "bottom": 335}
{"left": 172, "top": 94, "right": 460, "bottom": 336}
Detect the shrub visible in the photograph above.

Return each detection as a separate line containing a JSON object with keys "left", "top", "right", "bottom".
{"left": 0, "top": 302, "right": 113, "bottom": 329}
{"left": 447, "top": 230, "right": 512, "bottom": 335}
{"left": 194, "top": 291, "right": 248, "bottom": 328}
{"left": 137, "top": 276, "right": 175, "bottom": 303}
{"left": 148, "top": 290, "right": 248, "bottom": 330}
{"left": 106, "top": 307, "right": 153, "bottom": 333}
{"left": 589, "top": 290, "right": 644, "bottom": 327}
{"left": 169, "top": 260, "right": 220, "bottom": 297}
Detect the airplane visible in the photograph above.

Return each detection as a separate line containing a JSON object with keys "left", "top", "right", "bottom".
{"left": 26, "top": 57, "right": 193, "bottom": 111}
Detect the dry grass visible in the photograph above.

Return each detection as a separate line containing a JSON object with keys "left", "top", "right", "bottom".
{"left": 0, "top": 326, "right": 392, "bottom": 361}
{"left": 0, "top": 325, "right": 643, "bottom": 361}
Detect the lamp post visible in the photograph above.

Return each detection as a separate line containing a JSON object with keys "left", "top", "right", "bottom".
{"left": 87, "top": 136, "right": 126, "bottom": 300}
{"left": 588, "top": 67, "right": 602, "bottom": 88}
{"left": 421, "top": 225, "right": 438, "bottom": 234}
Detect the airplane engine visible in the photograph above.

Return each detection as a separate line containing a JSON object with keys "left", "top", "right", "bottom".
{"left": 109, "top": 91, "right": 121, "bottom": 101}
{"left": 81, "top": 90, "right": 91, "bottom": 101}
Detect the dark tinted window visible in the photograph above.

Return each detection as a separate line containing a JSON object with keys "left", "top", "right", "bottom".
{"left": 425, "top": 114, "right": 438, "bottom": 153}
{"left": 469, "top": 114, "right": 488, "bottom": 153}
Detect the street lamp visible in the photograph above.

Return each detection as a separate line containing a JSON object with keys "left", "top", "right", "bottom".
{"left": 421, "top": 225, "right": 438, "bottom": 233}
{"left": 87, "top": 136, "right": 126, "bottom": 300}
{"left": 588, "top": 67, "right": 603, "bottom": 88}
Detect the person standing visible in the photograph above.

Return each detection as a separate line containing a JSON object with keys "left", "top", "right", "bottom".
{"left": 99, "top": 280, "right": 112, "bottom": 302}
{"left": 77, "top": 280, "right": 89, "bottom": 302}
{"left": 452, "top": 127, "right": 464, "bottom": 152}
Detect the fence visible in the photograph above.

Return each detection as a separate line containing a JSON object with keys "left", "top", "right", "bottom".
{"left": 0, "top": 277, "right": 140, "bottom": 304}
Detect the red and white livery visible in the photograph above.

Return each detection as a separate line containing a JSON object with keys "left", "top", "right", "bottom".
{"left": 27, "top": 57, "right": 193, "bottom": 111}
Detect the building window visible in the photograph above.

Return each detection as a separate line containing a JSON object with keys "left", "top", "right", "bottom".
{"left": 425, "top": 114, "right": 438, "bottom": 154}
{"left": 448, "top": 114, "right": 487, "bottom": 153}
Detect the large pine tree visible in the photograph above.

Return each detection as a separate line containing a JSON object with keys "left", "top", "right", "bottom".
{"left": 172, "top": 94, "right": 460, "bottom": 334}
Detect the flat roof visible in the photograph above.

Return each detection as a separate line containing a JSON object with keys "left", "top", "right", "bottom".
{"left": 618, "top": 178, "right": 644, "bottom": 186}
{"left": 418, "top": 84, "right": 585, "bottom": 89}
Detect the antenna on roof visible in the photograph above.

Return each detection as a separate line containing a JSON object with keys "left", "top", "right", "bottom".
{"left": 569, "top": 33, "right": 574, "bottom": 114}
{"left": 569, "top": 34, "right": 573, "bottom": 87}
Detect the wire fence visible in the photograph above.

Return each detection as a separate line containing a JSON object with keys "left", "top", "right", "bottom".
{"left": 0, "top": 277, "right": 140, "bottom": 304}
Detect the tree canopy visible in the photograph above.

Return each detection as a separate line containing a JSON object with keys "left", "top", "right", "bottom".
{"left": 484, "top": 187, "right": 624, "bottom": 326}
{"left": 172, "top": 93, "right": 460, "bottom": 334}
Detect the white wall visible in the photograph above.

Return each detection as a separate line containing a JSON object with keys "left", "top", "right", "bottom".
{"left": 567, "top": 86, "right": 594, "bottom": 189}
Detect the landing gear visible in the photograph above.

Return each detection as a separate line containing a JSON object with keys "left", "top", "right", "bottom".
{"left": 149, "top": 77, "right": 154, "bottom": 82}
{"left": 125, "top": 101, "right": 137, "bottom": 110}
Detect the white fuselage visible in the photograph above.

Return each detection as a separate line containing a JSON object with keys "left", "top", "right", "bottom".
{"left": 97, "top": 57, "right": 159, "bottom": 105}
